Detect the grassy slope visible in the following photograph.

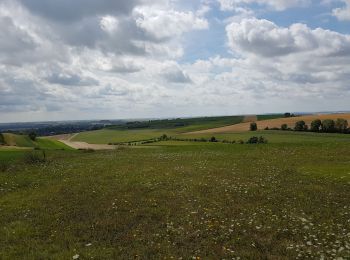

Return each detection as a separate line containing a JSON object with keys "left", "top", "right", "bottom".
{"left": 257, "top": 114, "right": 284, "bottom": 120}
{"left": 1, "top": 133, "right": 73, "bottom": 150}
{"left": 0, "top": 133, "right": 349, "bottom": 259}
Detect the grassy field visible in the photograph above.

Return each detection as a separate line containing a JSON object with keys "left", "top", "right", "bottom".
{"left": 0, "top": 131, "right": 349, "bottom": 259}
{"left": 72, "top": 129, "right": 170, "bottom": 144}
{"left": 1, "top": 133, "right": 73, "bottom": 150}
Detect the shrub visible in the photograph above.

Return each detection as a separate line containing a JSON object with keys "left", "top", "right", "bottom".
{"left": 250, "top": 122, "right": 257, "bottom": 131}
{"left": 294, "top": 121, "right": 307, "bottom": 131}
{"left": 28, "top": 131, "right": 37, "bottom": 141}
{"left": 160, "top": 134, "right": 169, "bottom": 141}
{"left": 281, "top": 124, "right": 288, "bottom": 131}
{"left": 0, "top": 133, "right": 4, "bottom": 145}
{"left": 310, "top": 119, "right": 322, "bottom": 132}
{"left": 264, "top": 127, "right": 269, "bottom": 130}
{"left": 210, "top": 136, "right": 217, "bottom": 142}
{"left": 247, "top": 136, "right": 268, "bottom": 144}
{"left": 24, "top": 150, "right": 46, "bottom": 164}
{"left": 321, "top": 119, "right": 335, "bottom": 133}
{"left": 247, "top": 136, "right": 259, "bottom": 144}
{"left": 0, "top": 161, "right": 9, "bottom": 172}
{"left": 335, "top": 118, "right": 348, "bottom": 133}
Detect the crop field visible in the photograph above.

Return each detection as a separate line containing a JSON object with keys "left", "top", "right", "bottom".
{"left": 189, "top": 113, "right": 350, "bottom": 134}
{"left": 0, "top": 130, "right": 349, "bottom": 259}
{"left": 72, "top": 129, "right": 170, "bottom": 144}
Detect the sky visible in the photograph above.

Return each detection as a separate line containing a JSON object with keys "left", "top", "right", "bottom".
{"left": 0, "top": 0, "right": 349, "bottom": 122}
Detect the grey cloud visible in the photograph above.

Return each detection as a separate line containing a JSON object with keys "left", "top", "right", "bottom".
{"left": 162, "top": 66, "right": 192, "bottom": 84}
{"left": 18, "top": 0, "right": 140, "bottom": 22}
{"left": 46, "top": 72, "right": 99, "bottom": 86}
{"left": 0, "top": 16, "right": 37, "bottom": 65}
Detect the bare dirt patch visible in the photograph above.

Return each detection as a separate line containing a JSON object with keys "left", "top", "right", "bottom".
{"left": 188, "top": 113, "right": 350, "bottom": 134}
{"left": 46, "top": 133, "right": 116, "bottom": 150}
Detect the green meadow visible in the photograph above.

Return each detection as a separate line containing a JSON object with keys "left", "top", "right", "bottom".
{"left": 0, "top": 119, "right": 349, "bottom": 259}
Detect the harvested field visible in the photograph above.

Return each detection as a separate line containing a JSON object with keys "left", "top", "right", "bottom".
{"left": 188, "top": 113, "right": 350, "bottom": 134}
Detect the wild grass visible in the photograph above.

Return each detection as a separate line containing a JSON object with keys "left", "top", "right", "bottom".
{"left": 0, "top": 136, "right": 349, "bottom": 259}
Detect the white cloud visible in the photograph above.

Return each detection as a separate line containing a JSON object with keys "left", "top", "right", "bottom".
{"left": 0, "top": 0, "right": 349, "bottom": 122}
{"left": 226, "top": 18, "right": 350, "bottom": 57}
{"left": 332, "top": 0, "right": 350, "bottom": 21}
{"left": 134, "top": 7, "right": 208, "bottom": 40}
{"left": 218, "top": 0, "right": 311, "bottom": 11}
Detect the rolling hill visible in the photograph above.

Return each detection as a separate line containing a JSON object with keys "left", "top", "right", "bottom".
{"left": 0, "top": 133, "right": 73, "bottom": 150}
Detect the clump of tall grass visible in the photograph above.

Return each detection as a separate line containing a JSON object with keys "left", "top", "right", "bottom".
{"left": 24, "top": 150, "right": 47, "bottom": 164}
{"left": 0, "top": 161, "right": 9, "bottom": 172}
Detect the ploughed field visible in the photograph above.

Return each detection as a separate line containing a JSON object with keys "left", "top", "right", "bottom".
{"left": 0, "top": 133, "right": 349, "bottom": 259}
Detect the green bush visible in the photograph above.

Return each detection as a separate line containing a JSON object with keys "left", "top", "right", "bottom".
{"left": 310, "top": 119, "right": 322, "bottom": 132}
{"left": 321, "top": 119, "right": 335, "bottom": 133}
{"left": 250, "top": 122, "right": 257, "bottom": 131}
{"left": 24, "top": 150, "right": 46, "bottom": 164}
{"left": 28, "top": 131, "right": 37, "bottom": 141}
{"left": 0, "top": 133, "right": 4, "bottom": 145}
{"left": 0, "top": 161, "right": 9, "bottom": 172}
{"left": 210, "top": 136, "right": 217, "bottom": 142}
{"left": 247, "top": 136, "right": 268, "bottom": 144}
{"left": 335, "top": 118, "right": 348, "bottom": 133}
{"left": 281, "top": 124, "right": 288, "bottom": 130}
{"left": 294, "top": 121, "right": 307, "bottom": 131}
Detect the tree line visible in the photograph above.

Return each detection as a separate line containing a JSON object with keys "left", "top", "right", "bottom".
{"left": 250, "top": 118, "right": 349, "bottom": 133}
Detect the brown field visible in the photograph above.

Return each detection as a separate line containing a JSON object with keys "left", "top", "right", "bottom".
{"left": 188, "top": 113, "right": 350, "bottom": 134}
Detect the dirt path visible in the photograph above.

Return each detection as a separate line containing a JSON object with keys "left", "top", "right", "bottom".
{"left": 187, "top": 113, "right": 350, "bottom": 134}
{"left": 45, "top": 133, "right": 117, "bottom": 150}
{"left": 59, "top": 140, "right": 117, "bottom": 150}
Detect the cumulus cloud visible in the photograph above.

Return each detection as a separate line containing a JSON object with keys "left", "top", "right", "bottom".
{"left": 226, "top": 18, "right": 350, "bottom": 57}
{"left": 0, "top": 0, "right": 349, "bottom": 122}
{"left": 332, "top": 0, "right": 350, "bottom": 21}
{"left": 217, "top": 0, "right": 311, "bottom": 11}
{"left": 134, "top": 7, "right": 208, "bottom": 41}
{"left": 162, "top": 63, "right": 192, "bottom": 84}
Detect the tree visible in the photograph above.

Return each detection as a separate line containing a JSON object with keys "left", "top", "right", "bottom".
{"left": 335, "top": 118, "right": 348, "bottom": 133}
{"left": 0, "top": 133, "right": 4, "bottom": 145}
{"left": 28, "top": 131, "right": 37, "bottom": 141}
{"left": 210, "top": 136, "right": 217, "bottom": 142}
{"left": 321, "top": 119, "right": 335, "bottom": 133}
{"left": 284, "top": 112, "right": 295, "bottom": 118}
{"left": 281, "top": 124, "right": 288, "bottom": 130}
{"left": 250, "top": 122, "right": 257, "bottom": 131}
{"left": 310, "top": 119, "right": 322, "bottom": 132}
{"left": 294, "top": 121, "right": 306, "bottom": 131}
